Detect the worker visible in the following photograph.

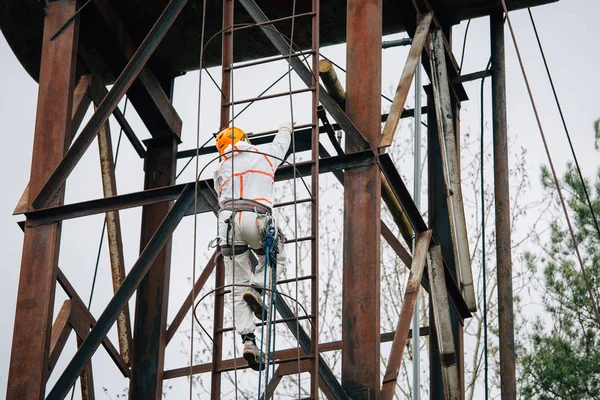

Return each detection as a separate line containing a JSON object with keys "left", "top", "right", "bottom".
{"left": 214, "top": 122, "right": 293, "bottom": 371}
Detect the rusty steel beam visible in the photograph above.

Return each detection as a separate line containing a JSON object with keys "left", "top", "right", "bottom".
{"left": 96, "top": 104, "right": 133, "bottom": 365}
{"left": 380, "top": 230, "right": 432, "bottom": 399}
{"left": 342, "top": 1, "right": 382, "bottom": 399}
{"left": 90, "top": 0, "right": 182, "bottom": 138}
{"left": 46, "top": 184, "right": 195, "bottom": 399}
{"left": 13, "top": 73, "right": 93, "bottom": 217}
{"left": 130, "top": 136, "right": 178, "bottom": 398}
{"left": 166, "top": 251, "right": 217, "bottom": 345}
{"left": 71, "top": 75, "right": 92, "bottom": 139}
{"left": 31, "top": 0, "right": 189, "bottom": 210}
{"left": 23, "top": 151, "right": 376, "bottom": 224}
{"left": 379, "top": 12, "right": 432, "bottom": 148}
{"left": 48, "top": 301, "right": 74, "bottom": 376}
{"left": 210, "top": 256, "right": 226, "bottom": 399}
{"left": 88, "top": 74, "right": 146, "bottom": 158}
{"left": 57, "top": 269, "right": 130, "bottom": 377}
{"left": 70, "top": 303, "right": 96, "bottom": 400}
{"left": 428, "top": 245, "right": 460, "bottom": 399}
{"left": 6, "top": 1, "right": 79, "bottom": 397}
{"left": 491, "top": 11, "right": 517, "bottom": 400}
{"left": 430, "top": 29, "right": 476, "bottom": 312}
{"left": 237, "top": 0, "right": 371, "bottom": 151}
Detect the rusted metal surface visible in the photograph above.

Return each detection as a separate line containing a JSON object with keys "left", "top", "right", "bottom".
{"left": 428, "top": 244, "right": 460, "bottom": 400}
{"left": 31, "top": 0, "right": 189, "bottom": 210}
{"left": 166, "top": 251, "right": 217, "bottom": 345}
{"left": 165, "top": 329, "right": 429, "bottom": 378}
{"left": 491, "top": 11, "right": 517, "bottom": 400}
{"left": 310, "top": 0, "right": 321, "bottom": 396}
{"left": 342, "top": 1, "right": 382, "bottom": 399}
{"left": 380, "top": 221, "right": 413, "bottom": 269}
{"left": 56, "top": 269, "right": 130, "bottom": 376}
{"left": 210, "top": 255, "right": 226, "bottom": 399}
{"left": 0, "top": 0, "right": 558, "bottom": 85}
{"left": 380, "top": 230, "right": 432, "bottom": 400}
{"left": 48, "top": 300, "right": 74, "bottom": 376}
{"left": 70, "top": 304, "right": 96, "bottom": 400}
{"left": 89, "top": 0, "right": 182, "bottom": 137}
{"left": 46, "top": 184, "right": 195, "bottom": 399}
{"left": 97, "top": 104, "right": 133, "bottom": 365}
{"left": 238, "top": 0, "right": 371, "bottom": 151}
{"left": 379, "top": 12, "right": 432, "bottom": 148}
{"left": 88, "top": 74, "right": 146, "bottom": 158}
{"left": 430, "top": 29, "right": 477, "bottom": 312}
{"left": 130, "top": 136, "right": 178, "bottom": 398}
{"left": 6, "top": 1, "right": 78, "bottom": 397}
{"left": 71, "top": 75, "right": 92, "bottom": 139}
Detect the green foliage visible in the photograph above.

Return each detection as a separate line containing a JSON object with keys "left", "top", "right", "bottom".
{"left": 519, "top": 164, "right": 600, "bottom": 399}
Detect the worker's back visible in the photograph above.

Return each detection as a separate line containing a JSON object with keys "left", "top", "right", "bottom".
{"left": 215, "top": 129, "right": 291, "bottom": 208}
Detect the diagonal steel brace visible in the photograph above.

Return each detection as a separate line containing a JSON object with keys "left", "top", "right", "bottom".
{"left": 237, "top": 0, "right": 371, "bottom": 151}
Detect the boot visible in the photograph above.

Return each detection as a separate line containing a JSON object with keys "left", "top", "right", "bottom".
{"left": 243, "top": 340, "right": 267, "bottom": 371}
{"left": 243, "top": 287, "right": 268, "bottom": 320}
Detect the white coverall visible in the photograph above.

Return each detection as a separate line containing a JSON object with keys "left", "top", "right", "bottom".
{"left": 214, "top": 124, "right": 292, "bottom": 335}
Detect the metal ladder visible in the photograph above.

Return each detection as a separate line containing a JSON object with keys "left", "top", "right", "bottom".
{"left": 211, "top": 0, "right": 322, "bottom": 398}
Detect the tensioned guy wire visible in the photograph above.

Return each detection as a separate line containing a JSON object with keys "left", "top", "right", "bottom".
{"left": 499, "top": 0, "right": 600, "bottom": 327}
{"left": 189, "top": 0, "right": 208, "bottom": 397}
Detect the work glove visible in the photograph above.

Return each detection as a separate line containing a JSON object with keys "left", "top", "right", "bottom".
{"left": 279, "top": 121, "right": 295, "bottom": 134}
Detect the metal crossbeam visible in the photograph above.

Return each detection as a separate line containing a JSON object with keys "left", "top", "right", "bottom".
{"left": 32, "top": 0, "right": 189, "bottom": 210}
{"left": 381, "top": 230, "right": 432, "bottom": 399}
{"left": 46, "top": 184, "right": 195, "bottom": 399}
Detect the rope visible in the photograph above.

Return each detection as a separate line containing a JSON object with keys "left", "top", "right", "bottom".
{"left": 189, "top": 0, "right": 208, "bottom": 397}
{"left": 499, "top": 0, "right": 600, "bottom": 327}
{"left": 284, "top": 1, "right": 303, "bottom": 396}
{"left": 527, "top": 8, "right": 600, "bottom": 245}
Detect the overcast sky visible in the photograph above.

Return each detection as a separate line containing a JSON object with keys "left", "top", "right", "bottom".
{"left": 1, "top": 0, "right": 600, "bottom": 398}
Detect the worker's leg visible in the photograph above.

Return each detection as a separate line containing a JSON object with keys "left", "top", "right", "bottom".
{"left": 218, "top": 211, "right": 256, "bottom": 335}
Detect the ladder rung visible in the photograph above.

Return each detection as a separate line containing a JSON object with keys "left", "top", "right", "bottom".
{"left": 248, "top": 122, "right": 316, "bottom": 139}
{"left": 217, "top": 314, "right": 315, "bottom": 334}
{"left": 232, "top": 11, "right": 317, "bottom": 33}
{"left": 217, "top": 354, "right": 315, "bottom": 373}
{"left": 277, "top": 274, "right": 316, "bottom": 285}
{"left": 274, "top": 198, "right": 314, "bottom": 208}
{"left": 228, "top": 50, "right": 315, "bottom": 71}
{"left": 285, "top": 235, "right": 315, "bottom": 244}
{"left": 225, "top": 88, "right": 315, "bottom": 107}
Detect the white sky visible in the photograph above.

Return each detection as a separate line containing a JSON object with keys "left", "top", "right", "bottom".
{"left": 1, "top": 0, "right": 600, "bottom": 398}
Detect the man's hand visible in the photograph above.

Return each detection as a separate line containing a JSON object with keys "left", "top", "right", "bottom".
{"left": 279, "top": 121, "right": 295, "bottom": 134}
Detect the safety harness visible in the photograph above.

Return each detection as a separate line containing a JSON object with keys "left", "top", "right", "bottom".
{"left": 219, "top": 199, "right": 271, "bottom": 257}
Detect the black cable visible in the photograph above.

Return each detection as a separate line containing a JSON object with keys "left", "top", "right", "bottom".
{"left": 528, "top": 8, "right": 600, "bottom": 244}
{"left": 51, "top": 0, "right": 94, "bottom": 41}
{"left": 480, "top": 59, "right": 490, "bottom": 400}
{"left": 459, "top": 19, "right": 471, "bottom": 73}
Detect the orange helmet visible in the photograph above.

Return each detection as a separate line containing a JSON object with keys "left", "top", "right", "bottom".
{"left": 216, "top": 126, "right": 247, "bottom": 155}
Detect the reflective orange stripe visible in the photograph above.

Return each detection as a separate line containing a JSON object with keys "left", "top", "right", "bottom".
{"left": 251, "top": 147, "right": 274, "bottom": 172}
{"left": 252, "top": 198, "right": 273, "bottom": 204}
{"left": 240, "top": 175, "right": 244, "bottom": 198}
{"left": 218, "top": 169, "right": 274, "bottom": 191}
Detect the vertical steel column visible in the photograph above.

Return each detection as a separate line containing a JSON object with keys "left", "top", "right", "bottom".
{"left": 129, "top": 134, "right": 178, "bottom": 398}
{"left": 310, "top": 0, "right": 320, "bottom": 396}
{"left": 7, "top": 1, "right": 79, "bottom": 398}
{"left": 210, "top": 256, "right": 226, "bottom": 399}
{"left": 491, "top": 11, "right": 516, "bottom": 400}
{"left": 342, "top": 0, "right": 382, "bottom": 398}
{"left": 211, "top": 1, "right": 233, "bottom": 396}
{"left": 427, "top": 84, "right": 445, "bottom": 400}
